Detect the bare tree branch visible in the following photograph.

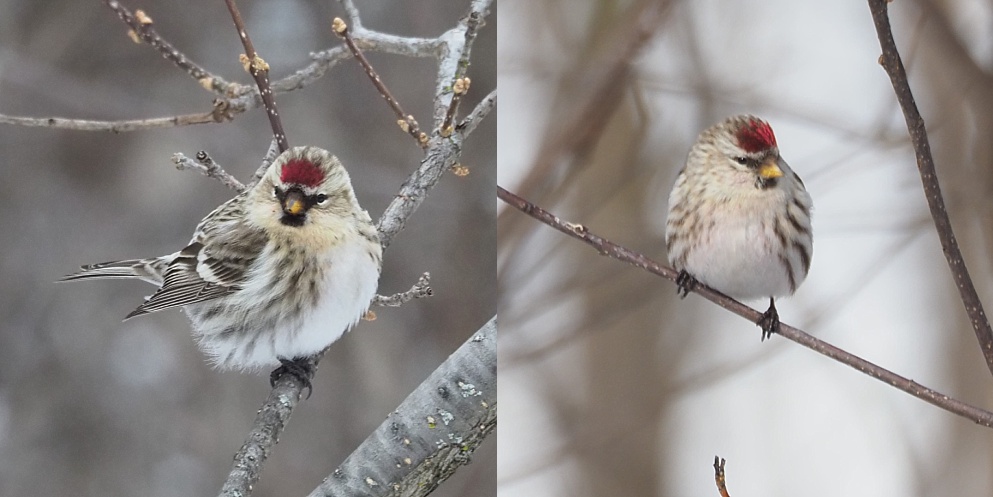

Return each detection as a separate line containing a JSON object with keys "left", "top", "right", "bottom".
{"left": 172, "top": 151, "right": 246, "bottom": 192}
{"left": 373, "top": 273, "right": 433, "bottom": 307}
{"left": 497, "top": 185, "right": 993, "bottom": 428}
{"left": 224, "top": 0, "right": 289, "bottom": 152}
{"left": 376, "top": 136, "right": 463, "bottom": 251}
{"left": 3, "top": 2, "right": 488, "bottom": 139}
{"left": 332, "top": 16, "right": 429, "bottom": 147}
{"left": 867, "top": 0, "right": 993, "bottom": 378}
{"left": 0, "top": 112, "right": 220, "bottom": 131}
{"left": 102, "top": 0, "right": 239, "bottom": 95}
{"left": 307, "top": 317, "right": 496, "bottom": 497}
{"left": 218, "top": 354, "right": 315, "bottom": 497}
{"left": 439, "top": 8, "right": 484, "bottom": 135}
{"left": 249, "top": 138, "right": 282, "bottom": 188}
{"left": 458, "top": 88, "right": 496, "bottom": 137}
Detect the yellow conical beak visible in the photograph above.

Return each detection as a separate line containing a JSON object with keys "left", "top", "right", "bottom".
{"left": 758, "top": 159, "right": 783, "bottom": 180}
{"left": 283, "top": 190, "right": 307, "bottom": 215}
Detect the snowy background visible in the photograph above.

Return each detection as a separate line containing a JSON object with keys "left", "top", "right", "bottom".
{"left": 498, "top": 1, "right": 993, "bottom": 496}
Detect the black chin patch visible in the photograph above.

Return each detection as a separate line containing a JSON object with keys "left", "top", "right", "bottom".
{"left": 757, "top": 177, "right": 779, "bottom": 190}
{"left": 280, "top": 214, "right": 306, "bottom": 227}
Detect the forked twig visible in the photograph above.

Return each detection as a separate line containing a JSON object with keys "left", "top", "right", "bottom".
{"left": 867, "top": 0, "right": 993, "bottom": 378}
{"left": 714, "top": 457, "right": 730, "bottom": 497}
{"left": 497, "top": 185, "right": 993, "bottom": 428}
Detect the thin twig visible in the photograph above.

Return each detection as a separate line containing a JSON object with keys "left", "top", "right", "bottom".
{"left": 714, "top": 457, "right": 730, "bottom": 497}
{"left": 172, "top": 152, "right": 246, "bottom": 192}
{"left": 332, "top": 17, "right": 428, "bottom": 148}
{"left": 457, "top": 88, "right": 496, "bottom": 137}
{"left": 102, "top": 0, "right": 238, "bottom": 95}
{"left": 497, "top": 185, "right": 993, "bottom": 428}
{"left": 373, "top": 273, "right": 433, "bottom": 307}
{"left": 439, "top": 8, "right": 483, "bottom": 136}
{"left": 867, "top": 0, "right": 993, "bottom": 378}
{"left": 0, "top": 112, "right": 220, "bottom": 132}
{"left": 224, "top": 0, "right": 289, "bottom": 152}
{"left": 249, "top": 138, "right": 282, "bottom": 188}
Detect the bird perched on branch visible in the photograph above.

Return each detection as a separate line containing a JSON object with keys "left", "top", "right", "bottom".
{"left": 62, "top": 146, "right": 382, "bottom": 388}
{"left": 665, "top": 115, "right": 813, "bottom": 339}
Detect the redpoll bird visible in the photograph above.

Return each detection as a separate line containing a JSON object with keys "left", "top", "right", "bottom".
{"left": 62, "top": 146, "right": 382, "bottom": 385}
{"left": 665, "top": 115, "right": 812, "bottom": 339}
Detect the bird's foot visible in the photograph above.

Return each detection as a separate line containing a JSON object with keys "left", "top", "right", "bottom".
{"left": 270, "top": 356, "right": 316, "bottom": 399}
{"left": 757, "top": 298, "right": 780, "bottom": 341}
{"left": 675, "top": 270, "right": 698, "bottom": 299}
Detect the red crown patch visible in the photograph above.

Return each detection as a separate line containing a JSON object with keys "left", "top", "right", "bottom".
{"left": 735, "top": 119, "right": 777, "bottom": 153}
{"left": 280, "top": 159, "right": 324, "bottom": 187}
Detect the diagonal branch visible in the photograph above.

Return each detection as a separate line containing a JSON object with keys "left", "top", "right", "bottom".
{"left": 458, "top": 88, "right": 496, "bottom": 137}
{"left": 224, "top": 0, "right": 289, "bottom": 152}
{"left": 438, "top": 7, "right": 484, "bottom": 136}
{"left": 867, "top": 0, "right": 993, "bottom": 378}
{"left": 306, "top": 317, "right": 496, "bottom": 497}
{"left": 102, "top": 0, "right": 238, "bottom": 95}
{"left": 498, "top": 185, "right": 993, "bottom": 428}
{"left": 332, "top": 16, "right": 429, "bottom": 148}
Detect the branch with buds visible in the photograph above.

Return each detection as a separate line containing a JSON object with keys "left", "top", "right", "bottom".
{"left": 223, "top": 0, "right": 288, "bottom": 152}
{"left": 498, "top": 185, "right": 993, "bottom": 428}
{"left": 103, "top": 0, "right": 237, "bottom": 95}
{"left": 0, "top": 1, "right": 495, "bottom": 145}
{"left": 332, "top": 16, "right": 428, "bottom": 147}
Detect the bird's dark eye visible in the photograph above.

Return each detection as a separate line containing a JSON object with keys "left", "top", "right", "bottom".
{"left": 734, "top": 157, "right": 748, "bottom": 165}
{"left": 315, "top": 193, "right": 329, "bottom": 205}
{"left": 273, "top": 186, "right": 283, "bottom": 198}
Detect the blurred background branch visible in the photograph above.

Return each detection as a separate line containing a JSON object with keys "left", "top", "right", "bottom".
{"left": 867, "top": 0, "right": 993, "bottom": 377}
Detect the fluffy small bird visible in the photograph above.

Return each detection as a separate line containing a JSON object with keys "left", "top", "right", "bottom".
{"left": 62, "top": 146, "right": 382, "bottom": 384}
{"left": 665, "top": 115, "right": 813, "bottom": 339}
